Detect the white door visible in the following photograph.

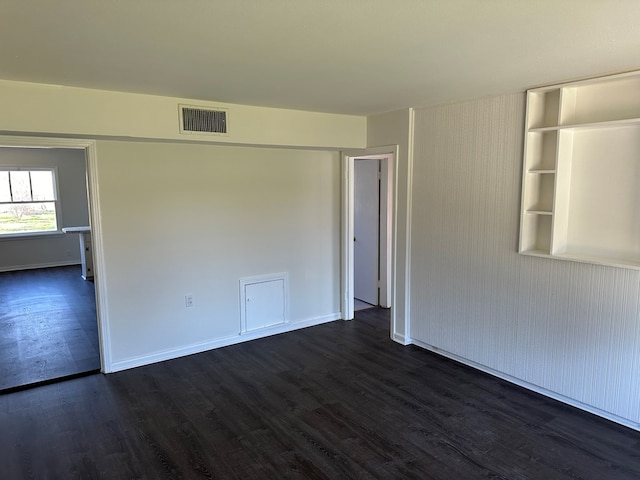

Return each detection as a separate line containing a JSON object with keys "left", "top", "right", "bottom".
{"left": 354, "top": 159, "right": 380, "bottom": 305}
{"left": 243, "top": 278, "right": 286, "bottom": 332}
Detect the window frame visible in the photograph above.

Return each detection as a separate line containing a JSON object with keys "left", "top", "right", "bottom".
{"left": 0, "top": 166, "right": 64, "bottom": 239}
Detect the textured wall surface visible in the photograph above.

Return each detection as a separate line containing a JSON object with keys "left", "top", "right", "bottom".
{"left": 410, "top": 93, "right": 640, "bottom": 425}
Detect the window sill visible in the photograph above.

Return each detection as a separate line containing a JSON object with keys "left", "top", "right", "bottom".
{"left": 0, "top": 231, "right": 65, "bottom": 241}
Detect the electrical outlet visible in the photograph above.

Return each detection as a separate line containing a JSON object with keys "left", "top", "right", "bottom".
{"left": 185, "top": 294, "right": 194, "bottom": 308}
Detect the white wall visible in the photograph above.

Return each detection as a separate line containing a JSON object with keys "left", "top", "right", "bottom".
{"left": 0, "top": 80, "right": 366, "bottom": 149}
{"left": 0, "top": 79, "right": 364, "bottom": 374}
{"left": 94, "top": 140, "right": 341, "bottom": 368}
{"left": 409, "top": 93, "right": 640, "bottom": 428}
{"left": 0, "top": 147, "right": 89, "bottom": 270}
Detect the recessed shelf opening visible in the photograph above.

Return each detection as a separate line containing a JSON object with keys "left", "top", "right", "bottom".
{"left": 519, "top": 70, "right": 640, "bottom": 269}
{"left": 526, "top": 130, "right": 557, "bottom": 171}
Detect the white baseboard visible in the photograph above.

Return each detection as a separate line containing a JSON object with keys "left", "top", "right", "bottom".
{"left": 411, "top": 338, "right": 640, "bottom": 433}
{"left": 109, "top": 312, "right": 342, "bottom": 373}
{"left": 391, "top": 332, "right": 411, "bottom": 345}
{"left": 0, "top": 260, "right": 80, "bottom": 273}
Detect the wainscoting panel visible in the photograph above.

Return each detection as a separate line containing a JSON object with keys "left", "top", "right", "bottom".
{"left": 409, "top": 93, "right": 640, "bottom": 427}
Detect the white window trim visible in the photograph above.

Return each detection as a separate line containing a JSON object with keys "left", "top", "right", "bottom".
{"left": 0, "top": 166, "right": 63, "bottom": 238}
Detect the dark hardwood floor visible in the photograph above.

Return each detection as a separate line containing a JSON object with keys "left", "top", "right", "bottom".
{"left": 1, "top": 307, "right": 639, "bottom": 479}
{"left": 0, "top": 265, "right": 100, "bottom": 392}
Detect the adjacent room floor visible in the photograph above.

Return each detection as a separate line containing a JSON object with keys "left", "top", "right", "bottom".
{"left": 354, "top": 297, "right": 376, "bottom": 311}
{"left": 1, "top": 307, "right": 638, "bottom": 479}
{"left": 0, "top": 265, "right": 100, "bottom": 392}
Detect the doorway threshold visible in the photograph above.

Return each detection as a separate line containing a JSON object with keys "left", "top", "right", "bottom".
{"left": 0, "top": 369, "right": 100, "bottom": 395}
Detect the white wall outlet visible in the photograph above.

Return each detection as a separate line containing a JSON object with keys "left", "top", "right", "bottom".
{"left": 184, "top": 294, "right": 194, "bottom": 308}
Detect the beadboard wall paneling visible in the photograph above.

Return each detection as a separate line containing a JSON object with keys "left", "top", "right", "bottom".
{"left": 410, "top": 93, "right": 640, "bottom": 424}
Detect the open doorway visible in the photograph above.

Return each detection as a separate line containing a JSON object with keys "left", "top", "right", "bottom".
{"left": 354, "top": 158, "right": 382, "bottom": 311}
{"left": 341, "top": 148, "right": 396, "bottom": 322}
{"left": 0, "top": 140, "right": 104, "bottom": 391}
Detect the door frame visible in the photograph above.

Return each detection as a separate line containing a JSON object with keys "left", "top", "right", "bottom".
{"left": 341, "top": 146, "right": 397, "bottom": 322}
{"left": 0, "top": 135, "right": 111, "bottom": 372}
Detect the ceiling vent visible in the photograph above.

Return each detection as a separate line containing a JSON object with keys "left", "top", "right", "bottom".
{"left": 179, "top": 104, "right": 228, "bottom": 135}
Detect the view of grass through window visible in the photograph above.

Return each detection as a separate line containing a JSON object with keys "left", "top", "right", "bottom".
{"left": 0, "top": 169, "right": 58, "bottom": 235}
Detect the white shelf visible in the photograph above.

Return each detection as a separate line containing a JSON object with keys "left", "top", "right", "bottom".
{"left": 529, "top": 117, "right": 640, "bottom": 133}
{"left": 520, "top": 249, "right": 554, "bottom": 259}
{"left": 519, "top": 70, "right": 640, "bottom": 269}
{"left": 554, "top": 252, "right": 640, "bottom": 270}
{"left": 519, "top": 250, "right": 640, "bottom": 270}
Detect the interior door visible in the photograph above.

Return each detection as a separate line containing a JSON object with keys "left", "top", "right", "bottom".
{"left": 354, "top": 159, "right": 380, "bottom": 305}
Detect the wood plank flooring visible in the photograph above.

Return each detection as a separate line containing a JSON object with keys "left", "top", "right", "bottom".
{"left": 1, "top": 307, "right": 639, "bottom": 479}
{"left": 0, "top": 266, "right": 100, "bottom": 392}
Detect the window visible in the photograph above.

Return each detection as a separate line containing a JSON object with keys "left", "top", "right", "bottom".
{"left": 0, "top": 168, "right": 60, "bottom": 236}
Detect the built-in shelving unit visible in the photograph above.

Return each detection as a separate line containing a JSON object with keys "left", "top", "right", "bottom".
{"left": 519, "top": 70, "right": 640, "bottom": 269}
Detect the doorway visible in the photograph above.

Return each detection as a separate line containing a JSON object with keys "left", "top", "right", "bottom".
{"left": 341, "top": 148, "right": 395, "bottom": 321}
{"left": 354, "top": 158, "right": 380, "bottom": 310}
{"left": 0, "top": 137, "right": 106, "bottom": 390}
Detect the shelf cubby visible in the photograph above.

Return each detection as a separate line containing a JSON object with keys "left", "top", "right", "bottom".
{"left": 522, "top": 172, "right": 554, "bottom": 213}
{"left": 525, "top": 130, "right": 557, "bottom": 171}
{"left": 559, "top": 74, "right": 640, "bottom": 126}
{"left": 520, "top": 214, "right": 552, "bottom": 255}
{"left": 527, "top": 89, "right": 560, "bottom": 129}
